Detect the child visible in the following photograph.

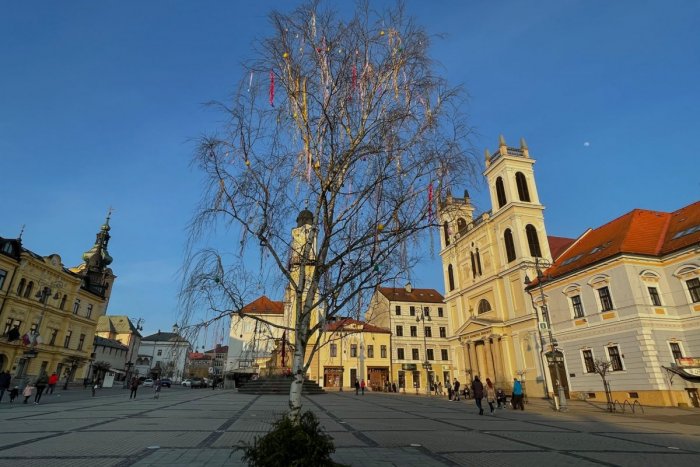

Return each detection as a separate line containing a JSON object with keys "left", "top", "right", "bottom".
{"left": 10, "top": 386, "right": 19, "bottom": 403}
{"left": 23, "top": 384, "right": 34, "bottom": 404}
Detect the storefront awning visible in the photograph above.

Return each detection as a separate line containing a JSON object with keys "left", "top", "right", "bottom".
{"left": 663, "top": 366, "right": 700, "bottom": 383}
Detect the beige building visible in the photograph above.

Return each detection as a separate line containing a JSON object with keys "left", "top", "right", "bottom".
{"left": 0, "top": 215, "right": 116, "bottom": 386}
{"left": 366, "top": 286, "right": 451, "bottom": 393}
{"left": 533, "top": 201, "right": 700, "bottom": 407}
{"left": 95, "top": 315, "right": 142, "bottom": 381}
{"left": 438, "top": 136, "right": 573, "bottom": 397}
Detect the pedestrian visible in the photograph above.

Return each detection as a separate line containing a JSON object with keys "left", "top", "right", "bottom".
{"left": 436, "top": 381, "right": 442, "bottom": 396}
{"left": 360, "top": 379, "right": 366, "bottom": 395}
{"left": 129, "top": 377, "right": 139, "bottom": 399}
{"left": 23, "top": 383, "right": 34, "bottom": 404}
{"left": 512, "top": 378, "right": 524, "bottom": 410}
{"left": 154, "top": 379, "right": 161, "bottom": 399}
{"left": 496, "top": 388, "right": 507, "bottom": 408}
{"left": 48, "top": 372, "right": 58, "bottom": 394}
{"left": 453, "top": 379, "right": 460, "bottom": 401}
{"left": 10, "top": 386, "right": 19, "bottom": 403}
{"left": 471, "top": 376, "right": 484, "bottom": 415}
{"left": 92, "top": 381, "right": 99, "bottom": 397}
{"left": 392, "top": 382, "right": 397, "bottom": 393}
{"left": 485, "top": 378, "right": 496, "bottom": 414}
{"left": 0, "top": 370, "right": 11, "bottom": 403}
{"left": 34, "top": 372, "right": 49, "bottom": 404}
{"left": 354, "top": 380, "right": 360, "bottom": 395}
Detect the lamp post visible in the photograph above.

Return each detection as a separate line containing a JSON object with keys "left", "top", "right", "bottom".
{"left": 405, "top": 282, "right": 432, "bottom": 396}
{"left": 124, "top": 318, "right": 144, "bottom": 387}
{"left": 32, "top": 281, "right": 64, "bottom": 349}
{"left": 524, "top": 257, "right": 567, "bottom": 410}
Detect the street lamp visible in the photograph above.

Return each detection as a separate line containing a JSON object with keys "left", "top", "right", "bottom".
{"left": 524, "top": 257, "right": 567, "bottom": 410}
{"left": 124, "top": 318, "right": 144, "bottom": 387}
{"left": 405, "top": 282, "right": 432, "bottom": 396}
{"left": 32, "top": 281, "right": 64, "bottom": 349}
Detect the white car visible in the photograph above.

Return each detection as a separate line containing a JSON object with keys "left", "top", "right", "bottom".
{"left": 181, "top": 379, "right": 192, "bottom": 387}
{"left": 142, "top": 379, "right": 154, "bottom": 387}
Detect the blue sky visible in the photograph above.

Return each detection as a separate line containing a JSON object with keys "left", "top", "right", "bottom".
{"left": 2, "top": 1, "right": 698, "bottom": 343}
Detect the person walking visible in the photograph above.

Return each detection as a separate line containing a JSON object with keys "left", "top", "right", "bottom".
{"left": 92, "top": 381, "right": 99, "bottom": 397}
{"left": 452, "top": 379, "right": 460, "bottom": 401}
{"left": 436, "top": 381, "right": 442, "bottom": 396}
{"left": 154, "top": 379, "right": 161, "bottom": 399}
{"left": 485, "top": 378, "right": 496, "bottom": 414}
{"left": 360, "top": 379, "right": 366, "bottom": 395}
{"left": 48, "top": 372, "right": 58, "bottom": 394}
{"left": 392, "top": 382, "right": 397, "bottom": 393}
{"left": 354, "top": 380, "right": 360, "bottom": 395}
{"left": 10, "top": 386, "right": 19, "bottom": 403}
{"left": 34, "top": 372, "right": 49, "bottom": 404}
{"left": 512, "top": 378, "right": 524, "bottom": 410}
{"left": 23, "top": 383, "right": 34, "bottom": 404}
{"left": 471, "top": 376, "right": 484, "bottom": 415}
{"left": 129, "top": 377, "right": 139, "bottom": 399}
{"left": 0, "top": 370, "right": 11, "bottom": 403}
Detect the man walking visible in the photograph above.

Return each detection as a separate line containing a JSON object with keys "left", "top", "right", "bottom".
{"left": 453, "top": 379, "right": 460, "bottom": 401}
{"left": 471, "top": 376, "right": 484, "bottom": 415}
{"left": 360, "top": 379, "right": 366, "bottom": 395}
{"left": 34, "top": 372, "right": 49, "bottom": 404}
{"left": 129, "top": 377, "right": 139, "bottom": 399}
{"left": 0, "top": 370, "right": 11, "bottom": 402}
{"left": 512, "top": 378, "right": 524, "bottom": 410}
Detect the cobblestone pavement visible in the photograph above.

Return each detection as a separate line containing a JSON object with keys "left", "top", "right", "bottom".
{"left": 1, "top": 387, "right": 699, "bottom": 466}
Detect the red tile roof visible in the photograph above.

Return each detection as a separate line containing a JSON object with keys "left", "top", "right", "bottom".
{"left": 240, "top": 295, "right": 284, "bottom": 315}
{"left": 325, "top": 317, "right": 391, "bottom": 334}
{"left": 378, "top": 287, "right": 444, "bottom": 303}
{"left": 539, "top": 201, "right": 700, "bottom": 282}
{"left": 547, "top": 236, "right": 576, "bottom": 260}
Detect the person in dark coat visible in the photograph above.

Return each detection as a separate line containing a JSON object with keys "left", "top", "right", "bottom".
{"left": 129, "top": 377, "right": 139, "bottom": 399}
{"left": 354, "top": 380, "right": 360, "bottom": 395}
{"left": 34, "top": 372, "right": 49, "bottom": 404}
{"left": 0, "top": 370, "right": 11, "bottom": 403}
{"left": 471, "top": 376, "right": 484, "bottom": 415}
{"left": 452, "top": 379, "right": 460, "bottom": 401}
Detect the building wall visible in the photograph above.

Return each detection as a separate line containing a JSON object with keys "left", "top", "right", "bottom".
{"left": 138, "top": 340, "right": 190, "bottom": 382}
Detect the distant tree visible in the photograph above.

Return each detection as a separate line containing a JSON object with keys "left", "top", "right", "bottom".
{"left": 181, "top": 0, "right": 477, "bottom": 421}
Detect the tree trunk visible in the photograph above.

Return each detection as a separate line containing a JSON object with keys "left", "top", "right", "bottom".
{"left": 289, "top": 321, "right": 308, "bottom": 422}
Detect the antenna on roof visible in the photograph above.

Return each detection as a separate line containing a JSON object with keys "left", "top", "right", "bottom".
{"left": 18, "top": 224, "right": 25, "bottom": 241}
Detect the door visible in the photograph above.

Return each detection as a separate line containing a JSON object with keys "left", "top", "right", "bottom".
{"left": 687, "top": 389, "right": 700, "bottom": 408}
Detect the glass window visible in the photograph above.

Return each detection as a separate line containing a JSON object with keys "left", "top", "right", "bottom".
{"left": 77, "top": 334, "right": 86, "bottom": 351}
{"left": 367, "top": 345, "right": 374, "bottom": 358}
{"left": 409, "top": 306, "right": 415, "bottom": 316}
{"left": 24, "top": 281, "right": 34, "bottom": 298}
{"left": 426, "top": 349, "right": 434, "bottom": 361}
{"left": 504, "top": 229, "right": 516, "bottom": 263}
{"left": 396, "top": 325, "right": 403, "bottom": 337}
{"left": 495, "top": 177, "right": 507, "bottom": 208}
{"left": 157, "top": 349, "right": 163, "bottom": 356}
{"left": 515, "top": 172, "right": 531, "bottom": 202}
{"left": 395, "top": 305, "right": 401, "bottom": 316}
{"left": 0, "top": 269, "right": 7, "bottom": 290}
{"left": 380, "top": 345, "right": 387, "bottom": 358}
{"left": 412, "top": 348, "right": 419, "bottom": 360}
{"left": 687, "top": 278, "right": 700, "bottom": 303}
{"left": 477, "top": 299, "right": 492, "bottom": 314}
{"left": 526, "top": 225, "right": 541, "bottom": 257}
{"left": 648, "top": 287, "right": 661, "bottom": 306}
{"left": 17, "top": 278, "right": 26, "bottom": 296}
{"left": 582, "top": 349, "right": 595, "bottom": 373}
{"left": 571, "top": 295, "right": 584, "bottom": 318}
{"left": 63, "top": 331, "right": 72, "bottom": 349}
{"left": 448, "top": 264, "right": 455, "bottom": 291}
{"left": 437, "top": 307, "right": 444, "bottom": 317}
{"left": 598, "top": 287, "right": 614, "bottom": 311}
{"left": 73, "top": 299, "right": 81, "bottom": 315}
{"left": 60, "top": 295, "right": 67, "bottom": 310}
{"left": 3, "top": 318, "right": 21, "bottom": 336}
{"left": 439, "top": 327, "right": 446, "bottom": 338}
{"left": 86, "top": 304, "right": 93, "bottom": 319}
{"left": 670, "top": 342, "right": 683, "bottom": 361}
{"left": 441, "top": 349, "right": 448, "bottom": 360}
{"left": 424, "top": 327, "right": 432, "bottom": 338}
{"left": 608, "top": 346, "right": 623, "bottom": 371}
{"left": 350, "top": 344, "right": 357, "bottom": 357}
{"left": 423, "top": 306, "right": 430, "bottom": 317}
{"left": 412, "top": 371, "right": 421, "bottom": 389}
{"left": 330, "top": 343, "right": 337, "bottom": 357}
{"left": 397, "top": 348, "right": 405, "bottom": 360}
{"left": 410, "top": 326, "right": 417, "bottom": 337}
{"left": 49, "top": 328, "right": 58, "bottom": 346}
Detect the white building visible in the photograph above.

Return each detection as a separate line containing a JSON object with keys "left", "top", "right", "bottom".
{"left": 138, "top": 324, "right": 191, "bottom": 382}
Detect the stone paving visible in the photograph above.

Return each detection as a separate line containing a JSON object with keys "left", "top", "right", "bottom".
{"left": 1, "top": 387, "right": 699, "bottom": 466}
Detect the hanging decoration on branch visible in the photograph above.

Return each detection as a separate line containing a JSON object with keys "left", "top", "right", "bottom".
{"left": 427, "top": 182, "right": 434, "bottom": 223}
{"left": 269, "top": 70, "right": 275, "bottom": 107}
{"left": 248, "top": 71, "right": 253, "bottom": 92}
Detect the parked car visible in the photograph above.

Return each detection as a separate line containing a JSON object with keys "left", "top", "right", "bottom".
{"left": 160, "top": 378, "right": 172, "bottom": 388}
{"left": 142, "top": 379, "right": 154, "bottom": 387}
{"left": 190, "top": 378, "right": 205, "bottom": 388}
{"left": 181, "top": 379, "right": 192, "bottom": 387}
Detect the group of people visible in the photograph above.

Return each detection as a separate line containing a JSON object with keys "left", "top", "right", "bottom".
{"left": 445, "top": 376, "right": 525, "bottom": 414}
{"left": 128, "top": 377, "right": 163, "bottom": 399}
{"left": 0, "top": 370, "right": 60, "bottom": 405}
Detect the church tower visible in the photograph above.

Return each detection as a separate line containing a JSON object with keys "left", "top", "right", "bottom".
{"left": 72, "top": 210, "right": 116, "bottom": 304}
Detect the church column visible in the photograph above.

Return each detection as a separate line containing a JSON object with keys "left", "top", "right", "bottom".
{"left": 492, "top": 336, "right": 505, "bottom": 387}
{"left": 475, "top": 341, "right": 488, "bottom": 380}
{"left": 468, "top": 340, "right": 479, "bottom": 380}
{"left": 485, "top": 337, "right": 497, "bottom": 382}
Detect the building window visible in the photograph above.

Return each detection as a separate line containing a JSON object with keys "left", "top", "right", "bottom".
{"left": 330, "top": 343, "right": 337, "bottom": 357}
{"left": 515, "top": 172, "right": 531, "bottom": 202}
{"left": 60, "top": 295, "right": 67, "bottom": 310}
{"left": 350, "top": 344, "right": 357, "bottom": 357}
{"left": 397, "top": 348, "right": 405, "bottom": 360}
{"left": 410, "top": 326, "right": 417, "bottom": 337}
{"left": 447, "top": 264, "right": 455, "bottom": 291}
{"left": 426, "top": 349, "right": 434, "bottom": 361}
{"left": 396, "top": 325, "right": 403, "bottom": 337}
{"left": 598, "top": 287, "right": 614, "bottom": 311}
{"left": 367, "top": 345, "right": 374, "bottom": 358}
{"left": 157, "top": 349, "right": 163, "bottom": 356}
{"left": 582, "top": 349, "right": 595, "bottom": 373}
{"left": 504, "top": 229, "right": 516, "bottom": 263}
{"left": 424, "top": 327, "right": 432, "bottom": 338}
{"left": 437, "top": 307, "right": 444, "bottom": 317}
{"left": 647, "top": 287, "right": 662, "bottom": 306}
{"left": 443, "top": 221, "right": 450, "bottom": 246}
{"left": 423, "top": 306, "right": 429, "bottom": 317}
{"left": 439, "top": 326, "right": 446, "bottom": 338}
{"left": 495, "top": 177, "right": 507, "bottom": 208}
{"left": 477, "top": 299, "right": 492, "bottom": 314}
{"left": 380, "top": 345, "right": 387, "bottom": 358}
{"left": 0, "top": 269, "right": 7, "bottom": 290}
{"left": 441, "top": 349, "right": 448, "bottom": 360}
{"left": 49, "top": 328, "right": 58, "bottom": 346}
{"left": 409, "top": 306, "right": 415, "bottom": 316}
{"left": 476, "top": 248, "right": 482, "bottom": 275}
{"left": 470, "top": 251, "right": 476, "bottom": 277}
{"left": 607, "top": 346, "right": 623, "bottom": 371}
{"left": 525, "top": 225, "right": 541, "bottom": 257}
{"left": 77, "top": 334, "right": 86, "bottom": 351}
{"left": 86, "top": 304, "right": 93, "bottom": 319}
{"left": 686, "top": 278, "right": 700, "bottom": 303}
{"left": 571, "top": 295, "right": 585, "bottom": 318}
{"left": 29, "top": 322, "right": 38, "bottom": 335}
{"left": 16, "top": 278, "right": 26, "bottom": 296}
{"left": 24, "top": 281, "right": 34, "bottom": 298}
{"left": 412, "top": 348, "right": 419, "bottom": 360}
{"left": 395, "top": 305, "right": 401, "bottom": 316}
{"left": 63, "top": 331, "right": 72, "bottom": 349}
{"left": 670, "top": 342, "right": 683, "bottom": 362}
{"left": 73, "top": 299, "right": 81, "bottom": 315}
{"left": 3, "top": 318, "right": 21, "bottom": 336}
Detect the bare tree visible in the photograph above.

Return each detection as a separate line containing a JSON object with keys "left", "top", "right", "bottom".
{"left": 593, "top": 359, "right": 614, "bottom": 412}
{"left": 181, "top": 0, "right": 477, "bottom": 420}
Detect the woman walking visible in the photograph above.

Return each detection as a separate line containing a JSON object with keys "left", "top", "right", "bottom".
{"left": 485, "top": 378, "right": 496, "bottom": 414}
{"left": 471, "top": 376, "right": 484, "bottom": 415}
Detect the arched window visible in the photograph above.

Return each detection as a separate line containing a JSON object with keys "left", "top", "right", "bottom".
{"left": 476, "top": 248, "right": 483, "bottom": 276}
{"left": 470, "top": 252, "right": 476, "bottom": 277}
{"left": 504, "top": 229, "right": 516, "bottom": 262}
{"left": 515, "top": 172, "right": 531, "bottom": 202}
{"left": 526, "top": 225, "right": 542, "bottom": 257}
{"left": 477, "top": 299, "right": 492, "bottom": 314}
{"left": 17, "top": 278, "right": 26, "bottom": 296}
{"left": 60, "top": 294, "right": 67, "bottom": 310}
{"left": 447, "top": 264, "right": 455, "bottom": 291}
{"left": 457, "top": 218, "right": 467, "bottom": 233}
{"left": 495, "top": 177, "right": 507, "bottom": 208}
{"left": 443, "top": 221, "right": 450, "bottom": 246}
{"left": 24, "top": 281, "right": 34, "bottom": 299}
